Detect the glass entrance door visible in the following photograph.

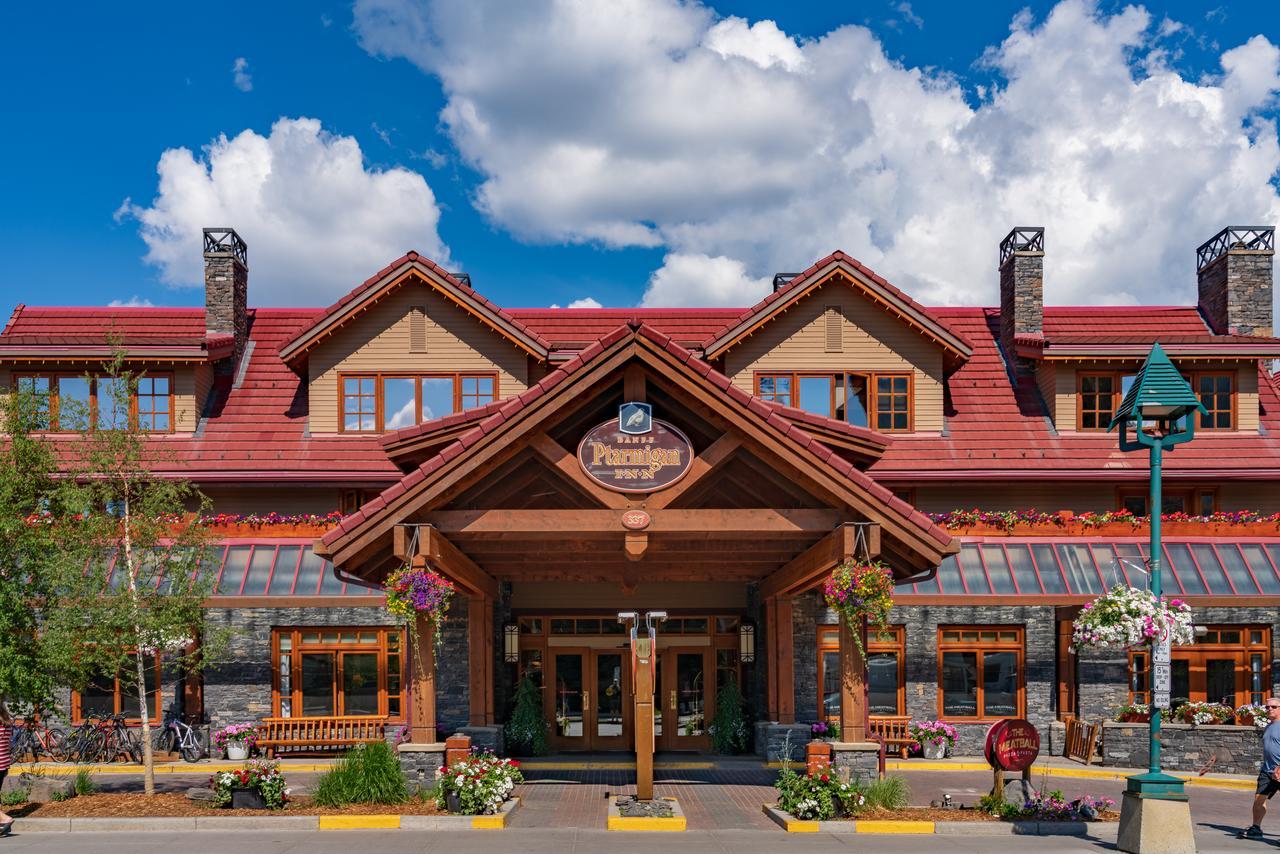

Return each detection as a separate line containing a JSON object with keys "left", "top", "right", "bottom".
{"left": 548, "top": 649, "right": 630, "bottom": 751}
{"left": 658, "top": 649, "right": 712, "bottom": 751}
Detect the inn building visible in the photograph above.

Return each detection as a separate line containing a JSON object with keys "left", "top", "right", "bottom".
{"left": 5, "top": 225, "right": 1280, "bottom": 766}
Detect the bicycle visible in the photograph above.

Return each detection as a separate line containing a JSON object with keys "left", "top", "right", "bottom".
{"left": 98, "top": 714, "right": 142, "bottom": 763}
{"left": 62, "top": 715, "right": 108, "bottom": 763}
{"left": 11, "top": 716, "right": 65, "bottom": 762}
{"left": 152, "top": 704, "right": 205, "bottom": 763}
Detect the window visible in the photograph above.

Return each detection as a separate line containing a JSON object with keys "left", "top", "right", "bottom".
{"left": 339, "top": 372, "right": 499, "bottom": 433}
{"left": 14, "top": 373, "right": 174, "bottom": 432}
{"left": 938, "top": 627, "right": 1024, "bottom": 720}
{"left": 339, "top": 489, "right": 378, "bottom": 515}
{"left": 1192, "top": 372, "right": 1234, "bottom": 431}
{"left": 1118, "top": 487, "right": 1216, "bottom": 516}
{"left": 754, "top": 372, "right": 913, "bottom": 432}
{"left": 1077, "top": 372, "right": 1135, "bottom": 430}
{"left": 72, "top": 653, "right": 162, "bottom": 723}
{"left": 1127, "top": 625, "right": 1269, "bottom": 709}
{"left": 272, "top": 627, "right": 406, "bottom": 719}
{"left": 818, "top": 625, "right": 905, "bottom": 723}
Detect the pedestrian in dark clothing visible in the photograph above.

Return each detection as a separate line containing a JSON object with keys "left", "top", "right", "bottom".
{"left": 0, "top": 703, "right": 13, "bottom": 835}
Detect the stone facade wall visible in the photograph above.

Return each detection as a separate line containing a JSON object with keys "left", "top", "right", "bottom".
{"left": 202, "top": 602, "right": 472, "bottom": 736}
{"left": 999, "top": 250, "right": 1043, "bottom": 375}
{"left": 1197, "top": 249, "right": 1274, "bottom": 337}
{"left": 1101, "top": 722, "right": 1264, "bottom": 775}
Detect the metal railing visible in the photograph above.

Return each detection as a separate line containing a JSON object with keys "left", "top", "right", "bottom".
{"left": 999, "top": 227, "right": 1044, "bottom": 266}
{"left": 203, "top": 228, "right": 248, "bottom": 265}
{"left": 1195, "top": 226, "right": 1274, "bottom": 271}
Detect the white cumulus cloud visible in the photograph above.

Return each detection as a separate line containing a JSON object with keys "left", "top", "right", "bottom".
{"left": 107, "top": 296, "right": 155, "bottom": 307}
{"left": 232, "top": 57, "right": 253, "bottom": 92}
{"left": 119, "top": 117, "right": 450, "bottom": 305}
{"left": 353, "top": 0, "right": 1280, "bottom": 309}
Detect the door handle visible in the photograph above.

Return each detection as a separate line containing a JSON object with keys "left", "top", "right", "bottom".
{"left": 583, "top": 690, "right": 590, "bottom": 712}
{"left": 669, "top": 690, "right": 676, "bottom": 712}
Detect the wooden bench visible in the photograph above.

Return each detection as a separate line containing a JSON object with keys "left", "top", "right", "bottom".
{"left": 869, "top": 715, "right": 914, "bottom": 759}
{"left": 256, "top": 717, "right": 386, "bottom": 757}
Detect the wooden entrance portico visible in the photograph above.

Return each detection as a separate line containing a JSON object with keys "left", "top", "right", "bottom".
{"left": 315, "top": 323, "right": 957, "bottom": 752}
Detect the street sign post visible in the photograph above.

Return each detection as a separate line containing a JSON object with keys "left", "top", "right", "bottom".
{"left": 1152, "top": 636, "right": 1171, "bottom": 710}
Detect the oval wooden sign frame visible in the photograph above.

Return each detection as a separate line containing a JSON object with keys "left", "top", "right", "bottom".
{"left": 576, "top": 418, "right": 694, "bottom": 494}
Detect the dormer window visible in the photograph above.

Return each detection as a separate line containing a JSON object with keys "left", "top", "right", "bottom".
{"left": 15, "top": 372, "right": 173, "bottom": 433}
{"left": 754, "top": 371, "right": 913, "bottom": 433}
{"left": 341, "top": 372, "right": 498, "bottom": 433}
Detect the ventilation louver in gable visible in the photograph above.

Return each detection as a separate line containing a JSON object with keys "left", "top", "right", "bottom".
{"left": 825, "top": 306, "right": 842, "bottom": 353}
{"left": 409, "top": 306, "right": 427, "bottom": 353}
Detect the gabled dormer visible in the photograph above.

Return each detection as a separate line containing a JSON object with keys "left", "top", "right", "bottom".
{"left": 702, "top": 251, "right": 973, "bottom": 434}
{"left": 278, "top": 253, "right": 550, "bottom": 435}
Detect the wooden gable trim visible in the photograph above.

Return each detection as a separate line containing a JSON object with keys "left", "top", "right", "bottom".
{"left": 703, "top": 260, "right": 973, "bottom": 362}
{"left": 318, "top": 328, "right": 955, "bottom": 575}
{"left": 280, "top": 261, "right": 549, "bottom": 366}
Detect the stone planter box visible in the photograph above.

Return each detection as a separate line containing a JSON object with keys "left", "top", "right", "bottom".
{"left": 1101, "top": 722, "right": 1263, "bottom": 775}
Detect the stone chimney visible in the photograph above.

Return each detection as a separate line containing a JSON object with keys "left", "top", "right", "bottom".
{"left": 1196, "top": 226, "right": 1274, "bottom": 337}
{"left": 999, "top": 226, "right": 1044, "bottom": 376}
{"left": 203, "top": 227, "right": 249, "bottom": 368}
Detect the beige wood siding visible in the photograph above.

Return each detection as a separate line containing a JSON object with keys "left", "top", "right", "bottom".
{"left": 308, "top": 285, "right": 530, "bottom": 434}
{"left": 722, "top": 286, "right": 945, "bottom": 432}
{"left": 1055, "top": 361, "right": 1260, "bottom": 433}
{"left": 912, "top": 483, "right": 1118, "bottom": 514}
{"left": 193, "top": 363, "right": 213, "bottom": 422}
{"left": 201, "top": 486, "right": 345, "bottom": 516}
{"left": 1221, "top": 483, "right": 1280, "bottom": 514}
{"left": 0, "top": 365, "right": 198, "bottom": 433}
{"left": 1035, "top": 363, "right": 1057, "bottom": 424}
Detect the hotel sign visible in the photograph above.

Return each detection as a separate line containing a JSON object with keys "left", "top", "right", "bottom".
{"left": 577, "top": 405, "right": 693, "bottom": 493}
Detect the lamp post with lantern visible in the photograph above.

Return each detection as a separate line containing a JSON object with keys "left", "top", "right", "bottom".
{"left": 1108, "top": 343, "right": 1205, "bottom": 853}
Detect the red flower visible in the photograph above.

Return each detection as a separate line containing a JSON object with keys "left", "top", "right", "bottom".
{"left": 820, "top": 774, "right": 829, "bottom": 782}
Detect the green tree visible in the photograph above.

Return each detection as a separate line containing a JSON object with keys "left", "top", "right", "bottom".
{"left": 710, "top": 676, "right": 749, "bottom": 754}
{"left": 0, "top": 383, "right": 95, "bottom": 714}
{"left": 504, "top": 674, "right": 549, "bottom": 756}
{"left": 52, "top": 353, "right": 224, "bottom": 795}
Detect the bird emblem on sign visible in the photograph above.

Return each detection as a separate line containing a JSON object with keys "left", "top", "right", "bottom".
{"left": 619, "top": 402, "right": 653, "bottom": 435}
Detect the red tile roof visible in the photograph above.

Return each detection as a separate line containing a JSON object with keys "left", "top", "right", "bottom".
{"left": 508, "top": 308, "right": 741, "bottom": 347}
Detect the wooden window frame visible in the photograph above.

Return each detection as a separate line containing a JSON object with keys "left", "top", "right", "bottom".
{"left": 936, "top": 625, "right": 1025, "bottom": 721}
{"left": 1126, "top": 625, "right": 1269, "bottom": 708}
{"left": 752, "top": 371, "right": 915, "bottom": 433}
{"left": 1116, "top": 486, "right": 1216, "bottom": 516}
{"left": 70, "top": 652, "right": 163, "bottom": 724}
{"left": 1076, "top": 371, "right": 1126, "bottom": 431}
{"left": 1190, "top": 371, "right": 1236, "bottom": 432}
{"left": 14, "top": 371, "right": 175, "bottom": 434}
{"left": 818, "top": 625, "right": 905, "bottom": 721}
{"left": 271, "top": 627, "right": 407, "bottom": 721}
{"left": 338, "top": 371, "right": 500, "bottom": 434}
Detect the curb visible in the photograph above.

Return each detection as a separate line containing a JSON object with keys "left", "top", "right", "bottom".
{"left": 607, "top": 797, "right": 687, "bottom": 831}
{"left": 13, "top": 797, "right": 522, "bottom": 832}
{"left": 11, "top": 762, "right": 336, "bottom": 776}
{"left": 762, "top": 805, "right": 1114, "bottom": 836}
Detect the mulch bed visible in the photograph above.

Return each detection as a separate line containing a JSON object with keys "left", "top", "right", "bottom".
{"left": 9, "top": 793, "right": 447, "bottom": 818}
{"left": 830, "top": 807, "right": 1120, "bottom": 823}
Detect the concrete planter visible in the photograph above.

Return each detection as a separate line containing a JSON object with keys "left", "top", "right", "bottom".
{"left": 1101, "top": 721, "right": 1263, "bottom": 775}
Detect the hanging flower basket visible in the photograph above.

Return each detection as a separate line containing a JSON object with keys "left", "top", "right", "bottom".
{"left": 384, "top": 564, "right": 456, "bottom": 656}
{"left": 822, "top": 560, "right": 895, "bottom": 662}
{"left": 1071, "top": 585, "right": 1194, "bottom": 651}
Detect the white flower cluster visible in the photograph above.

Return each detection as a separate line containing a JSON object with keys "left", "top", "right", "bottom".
{"left": 137, "top": 629, "right": 193, "bottom": 655}
{"left": 1072, "top": 586, "right": 1194, "bottom": 651}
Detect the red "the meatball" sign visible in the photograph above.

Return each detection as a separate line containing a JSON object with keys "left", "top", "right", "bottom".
{"left": 984, "top": 719, "right": 1040, "bottom": 772}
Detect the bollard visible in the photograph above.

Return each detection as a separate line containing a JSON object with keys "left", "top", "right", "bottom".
{"left": 445, "top": 733, "right": 472, "bottom": 768}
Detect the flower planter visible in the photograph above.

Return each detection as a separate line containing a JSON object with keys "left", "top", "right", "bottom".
{"left": 226, "top": 743, "right": 249, "bottom": 761}
{"left": 230, "top": 787, "right": 268, "bottom": 809}
{"left": 204, "top": 523, "right": 332, "bottom": 538}
{"left": 922, "top": 742, "right": 947, "bottom": 760}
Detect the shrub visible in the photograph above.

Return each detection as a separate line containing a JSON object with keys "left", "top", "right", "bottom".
{"left": 1, "top": 788, "right": 28, "bottom": 807}
{"left": 863, "top": 776, "right": 909, "bottom": 811}
{"left": 312, "top": 741, "right": 408, "bottom": 807}
{"left": 209, "top": 759, "right": 290, "bottom": 810}
{"left": 504, "top": 674, "right": 549, "bottom": 756}
{"left": 710, "top": 678, "right": 750, "bottom": 754}
{"left": 435, "top": 753, "right": 522, "bottom": 815}
{"left": 73, "top": 768, "right": 97, "bottom": 796}
{"left": 1174, "top": 701, "right": 1234, "bottom": 726}
{"left": 1237, "top": 704, "right": 1269, "bottom": 731}
{"left": 774, "top": 767, "right": 864, "bottom": 820}
{"left": 977, "top": 789, "right": 1114, "bottom": 821}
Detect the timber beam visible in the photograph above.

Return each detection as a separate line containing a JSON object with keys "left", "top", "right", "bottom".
{"left": 645, "top": 434, "right": 741, "bottom": 510}
{"left": 757, "top": 522, "right": 875, "bottom": 599}
{"left": 423, "top": 508, "right": 845, "bottom": 538}
{"left": 393, "top": 523, "right": 500, "bottom": 600}
{"left": 528, "top": 432, "right": 631, "bottom": 510}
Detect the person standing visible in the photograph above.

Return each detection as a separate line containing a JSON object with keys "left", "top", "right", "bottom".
{"left": 0, "top": 704, "right": 13, "bottom": 836}
{"left": 1242, "top": 697, "right": 1280, "bottom": 839}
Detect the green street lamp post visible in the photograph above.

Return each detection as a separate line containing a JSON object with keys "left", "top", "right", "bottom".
{"left": 1109, "top": 342, "right": 1206, "bottom": 853}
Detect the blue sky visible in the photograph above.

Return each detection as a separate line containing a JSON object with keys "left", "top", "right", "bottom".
{"left": 1, "top": 1, "right": 1277, "bottom": 312}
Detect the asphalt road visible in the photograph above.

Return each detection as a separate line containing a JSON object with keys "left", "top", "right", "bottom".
{"left": 0, "top": 826, "right": 1274, "bottom": 853}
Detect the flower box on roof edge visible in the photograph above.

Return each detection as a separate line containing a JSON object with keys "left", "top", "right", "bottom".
{"left": 204, "top": 522, "right": 334, "bottom": 538}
